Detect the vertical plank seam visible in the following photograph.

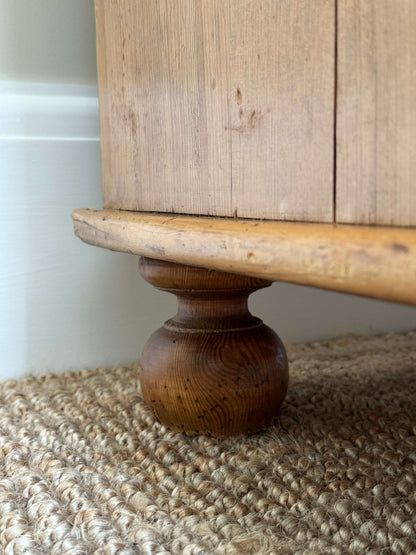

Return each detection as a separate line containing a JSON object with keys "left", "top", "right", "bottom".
{"left": 373, "top": 0, "right": 379, "bottom": 225}
{"left": 333, "top": 0, "right": 338, "bottom": 223}
{"left": 228, "top": 0, "right": 234, "bottom": 217}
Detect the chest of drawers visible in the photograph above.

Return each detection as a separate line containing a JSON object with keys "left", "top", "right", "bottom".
{"left": 73, "top": 1, "right": 416, "bottom": 436}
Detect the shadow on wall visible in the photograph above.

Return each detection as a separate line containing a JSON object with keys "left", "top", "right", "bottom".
{"left": 253, "top": 282, "right": 416, "bottom": 344}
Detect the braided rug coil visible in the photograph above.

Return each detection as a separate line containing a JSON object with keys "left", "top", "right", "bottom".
{"left": 0, "top": 333, "right": 415, "bottom": 554}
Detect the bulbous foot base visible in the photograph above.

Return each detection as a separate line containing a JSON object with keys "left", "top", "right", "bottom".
{"left": 138, "top": 257, "right": 288, "bottom": 437}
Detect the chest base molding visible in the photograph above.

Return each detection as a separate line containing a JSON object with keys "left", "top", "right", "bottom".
{"left": 73, "top": 209, "right": 416, "bottom": 306}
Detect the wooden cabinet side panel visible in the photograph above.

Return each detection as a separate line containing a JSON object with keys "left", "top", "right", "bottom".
{"left": 95, "top": 0, "right": 335, "bottom": 221}
{"left": 337, "top": 0, "right": 416, "bottom": 226}
{"left": 96, "top": 0, "right": 232, "bottom": 216}
{"left": 229, "top": 0, "right": 335, "bottom": 222}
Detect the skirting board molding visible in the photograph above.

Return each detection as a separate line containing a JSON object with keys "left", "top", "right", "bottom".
{"left": 0, "top": 80, "right": 99, "bottom": 140}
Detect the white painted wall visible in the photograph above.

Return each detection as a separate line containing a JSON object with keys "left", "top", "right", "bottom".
{"left": 0, "top": 0, "right": 97, "bottom": 85}
{"left": 0, "top": 81, "right": 174, "bottom": 381}
{"left": 0, "top": 0, "right": 415, "bottom": 380}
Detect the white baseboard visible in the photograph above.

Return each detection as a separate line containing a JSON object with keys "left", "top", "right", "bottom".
{"left": 0, "top": 81, "right": 99, "bottom": 140}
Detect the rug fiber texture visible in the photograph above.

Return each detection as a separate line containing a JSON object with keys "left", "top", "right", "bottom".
{"left": 0, "top": 332, "right": 415, "bottom": 554}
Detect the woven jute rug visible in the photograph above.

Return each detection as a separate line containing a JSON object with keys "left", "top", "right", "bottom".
{"left": 0, "top": 332, "right": 415, "bottom": 554}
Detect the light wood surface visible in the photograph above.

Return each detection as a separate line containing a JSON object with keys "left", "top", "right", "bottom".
{"left": 230, "top": 0, "right": 335, "bottom": 221}
{"left": 95, "top": 0, "right": 232, "bottom": 216}
{"left": 337, "top": 0, "right": 416, "bottom": 226}
{"left": 73, "top": 209, "right": 416, "bottom": 306}
{"left": 95, "top": 0, "right": 335, "bottom": 221}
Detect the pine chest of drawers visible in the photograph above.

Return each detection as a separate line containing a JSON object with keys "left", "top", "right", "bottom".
{"left": 73, "top": 1, "right": 416, "bottom": 436}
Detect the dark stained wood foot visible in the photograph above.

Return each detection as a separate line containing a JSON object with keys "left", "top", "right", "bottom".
{"left": 138, "top": 257, "right": 289, "bottom": 438}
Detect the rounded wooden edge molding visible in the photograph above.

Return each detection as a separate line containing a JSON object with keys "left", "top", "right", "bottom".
{"left": 138, "top": 257, "right": 289, "bottom": 437}
{"left": 73, "top": 208, "right": 416, "bottom": 306}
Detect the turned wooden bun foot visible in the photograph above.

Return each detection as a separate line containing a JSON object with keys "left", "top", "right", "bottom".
{"left": 138, "top": 257, "right": 289, "bottom": 437}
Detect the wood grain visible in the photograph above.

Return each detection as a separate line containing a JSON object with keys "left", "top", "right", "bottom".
{"left": 138, "top": 257, "right": 288, "bottom": 437}
{"left": 229, "top": 0, "right": 335, "bottom": 221}
{"left": 73, "top": 209, "right": 416, "bottom": 306}
{"left": 95, "top": 0, "right": 335, "bottom": 221}
{"left": 337, "top": 0, "right": 416, "bottom": 226}
{"left": 95, "top": 0, "right": 231, "bottom": 216}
